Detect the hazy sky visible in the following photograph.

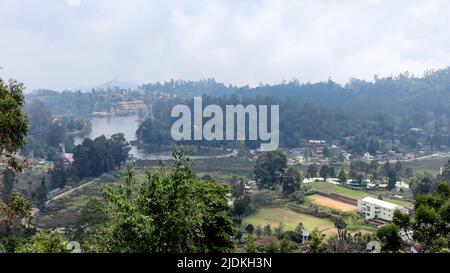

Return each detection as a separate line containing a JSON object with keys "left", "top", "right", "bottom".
{"left": 1, "top": 0, "right": 450, "bottom": 91}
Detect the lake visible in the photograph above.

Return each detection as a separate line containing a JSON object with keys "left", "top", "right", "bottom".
{"left": 74, "top": 114, "right": 148, "bottom": 158}
{"left": 74, "top": 115, "right": 234, "bottom": 160}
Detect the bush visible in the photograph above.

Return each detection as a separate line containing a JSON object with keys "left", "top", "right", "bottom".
{"left": 250, "top": 190, "right": 278, "bottom": 210}
{"left": 305, "top": 189, "right": 318, "bottom": 196}
{"left": 289, "top": 191, "right": 305, "bottom": 204}
{"left": 98, "top": 173, "right": 117, "bottom": 183}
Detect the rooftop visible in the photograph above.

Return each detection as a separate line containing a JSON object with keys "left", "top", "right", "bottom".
{"left": 361, "top": 197, "right": 402, "bottom": 210}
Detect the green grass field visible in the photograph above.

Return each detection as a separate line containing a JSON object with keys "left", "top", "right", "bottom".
{"left": 305, "top": 182, "right": 413, "bottom": 207}
{"left": 402, "top": 157, "right": 449, "bottom": 174}
{"left": 243, "top": 207, "right": 335, "bottom": 231}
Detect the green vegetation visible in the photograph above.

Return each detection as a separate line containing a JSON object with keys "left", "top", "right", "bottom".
{"left": 243, "top": 207, "right": 334, "bottom": 231}
{"left": 87, "top": 147, "right": 236, "bottom": 253}
{"left": 305, "top": 182, "right": 413, "bottom": 207}
{"left": 379, "top": 183, "right": 450, "bottom": 253}
{"left": 0, "top": 78, "right": 28, "bottom": 171}
{"left": 254, "top": 151, "right": 287, "bottom": 189}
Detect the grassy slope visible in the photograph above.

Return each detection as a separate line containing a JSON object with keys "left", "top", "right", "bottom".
{"left": 242, "top": 207, "right": 335, "bottom": 231}
{"left": 305, "top": 182, "right": 413, "bottom": 207}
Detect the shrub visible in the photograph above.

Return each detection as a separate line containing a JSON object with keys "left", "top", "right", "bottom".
{"left": 250, "top": 190, "right": 278, "bottom": 210}
{"left": 289, "top": 191, "right": 305, "bottom": 204}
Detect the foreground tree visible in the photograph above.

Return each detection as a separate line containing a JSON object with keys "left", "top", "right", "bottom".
{"left": 89, "top": 146, "right": 236, "bottom": 253}
{"left": 0, "top": 78, "right": 28, "bottom": 171}
{"left": 376, "top": 224, "right": 402, "bottom": 252}
{"left": 15, "top": 230, "right": 68, "bottom": 253}
{"left": 384, "top": 183, "right": 450, "bottom": 253}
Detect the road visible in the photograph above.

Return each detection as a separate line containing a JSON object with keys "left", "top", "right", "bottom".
{"left": 381, "top": 152, "right": 449, "bottom": 164}
{"left": 45, "top": 180, "right": 95, "bottom": 206}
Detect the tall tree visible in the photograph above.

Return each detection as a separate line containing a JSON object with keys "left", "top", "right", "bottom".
{"left": 387, "top": 171, "right": 397, "bottom": 190}
{"left": 320, "top": 165, "right": 329, "bottom": 181}
{"left": 338, "top": 169, "right": 347, "bottom": 184}
{"left": 306, "top": 164, "right": 319, "bottom": 178}
{"left": 0, "top": 78, "right": 28, "bottom": 171}
{"left": 442, "top": 160, "right": 450, "bottom": 184}
{"left": 89, "top": 146, "right": 236, "bottom": 253}
{"left": 254, "top": 151, "right": 287, "bottom": 189}
{"left": 281, "top": 167, "right": 302, "bottom": 194}
{"left": 385, "top": 183, "right": 450, "bottom": 253}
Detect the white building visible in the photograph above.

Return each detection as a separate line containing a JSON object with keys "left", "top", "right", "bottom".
{"left": 357, "top": 197, "right": 409, "bottom": 221}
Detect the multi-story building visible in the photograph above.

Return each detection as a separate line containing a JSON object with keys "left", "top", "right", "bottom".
{"left": 357, "top": 197, "right": 409, "bottom": 221}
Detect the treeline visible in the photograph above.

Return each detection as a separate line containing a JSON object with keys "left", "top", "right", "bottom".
{"left": 21, "top": 101, "right": 87, "bottom": 160}
{"left": 49, "top": 134, "right": 130, "bottom": 188}
{"left": 25, "top": 68, "right": 450, "bottom": 153}
{"left": 135, "top": 94, "right": 449, "bottom": 154}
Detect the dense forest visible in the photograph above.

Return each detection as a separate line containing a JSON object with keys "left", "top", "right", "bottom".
{"left": 26, "top": 68, "right": 450, "bottom": 155}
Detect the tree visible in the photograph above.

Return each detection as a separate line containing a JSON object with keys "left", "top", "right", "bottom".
{"left": 73, "top": 134, "right": 130, "bottom": 179}
{"left": 308, "top": 228, "right": 326, "bottom": 253}
{"left": 338, "top": 169, "right": 347, "bottom": 184}
{"left": 411, "top": 174, "right": 435, "bottom": 197}
{"left": 89, "top": 146, "right": 236, "bottom": 253}
{"left": 263, "top": 225, "right": 272, "bottom": 237}
{"left": 235, "top": 230, "right": 243, "bottom": 243}
{"left": 281, "top": 167, "right": 302, "bottom": 194}
{"left": 108, "top": 133, "right": 131, "bottom": 167}
{"left": 274, "top": 223, "right": 285, "bottom": 240}
{"left": 394, "top": 161, "right": 402, "bottom": 176}
{"left": 0, "top": 190, "right": 32, "bottom": 252}
{"left": 387, "top": 171, "right": 397, "bottom": 190}
{"left": 48, "top": 162, "right": 70, "bottom": 188}
{"left": 233, "top": 199, "right": 246, "bottom": 225}
{"left": 35, "top": 177, "right": 48, "bottom": 209}
{"left": 367, "top": 138, "right": 379, "bottom": 155}
{"left": 356, "top": 173, "right": 365, "bottom": 186}
{"left": 0, "top": 190, "right": 32, "bottom": 231}
{"left": 254, "top": 151, "right": 287, "bottom": 189}
{"left": 46, "top": 122, "right": 65, "bottom": 147}
{"left": 328, "top": 166, "right": 336, "bottom": 178}
{"left": 1, "top": 169, "right": 15, "bottom": 201}
{"left": 245, "top": 224, "right": 254, "bottom": 235}
{"left": 27, "top": 101, "right": 51, "bottom": 141}
{"left": 244, "top": 236, "right": 258, "bottom": 253}
{"left": 376, "top": 224, "right": 402, "bottom": 252}
{"left": 15, "top": 230, "right": 69, "bottom": 253}
{"left": 404, "top": 168, "right": 413, "bottom": 180}
{"left": 255, "top": 225, "right": 263, "bottom": 239}
{"left": 442, "top": 160, "right": 450, "bottom": 183}
{"left": 334, "top": 217, "right": 347, "bottom": 240}
{"left": 320, "top": 165, "right": 329, "bottom": 181}
{"left": 383, "top": 183, "right": 450, "bottom": 253}
{"left": 383, "top": 161, "right": 391, "bottom": 177}
{"left": 306, "top": 164, "right": 318, "bottom": 178}
{"left": 0, "top": 78, "right": 28, "bottom": 171}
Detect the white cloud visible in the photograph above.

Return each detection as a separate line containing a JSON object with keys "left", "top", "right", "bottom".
{"left": 366, "top": 0, "right": 382, "bottom": 6}
{"left": 1, "top": 0, "right": 450, "bottom": 91}
{"left": 66, "top": 0, "right": 81, "bottom": 7}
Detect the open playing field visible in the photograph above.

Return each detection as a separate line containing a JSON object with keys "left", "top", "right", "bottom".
{"left": 306, "top": 182, "right": 413, "bottom": 207}
{"left": 307, "top": 194, "right": 357, "bottom": 212}
{"left": 243, "top": 207, "right": 335, "bottom": 231}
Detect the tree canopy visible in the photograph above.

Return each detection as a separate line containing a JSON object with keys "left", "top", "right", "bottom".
{"left": 88, "top": 146, "right": 236, "bottom": 253}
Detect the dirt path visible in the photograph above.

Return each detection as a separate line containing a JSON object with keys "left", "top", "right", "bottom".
{"left": 45, "top": 180, "right": 95, "bottom": 206}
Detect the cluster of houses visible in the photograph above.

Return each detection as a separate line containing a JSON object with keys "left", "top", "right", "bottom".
{"left": 362, "top": 151, "right": 415, "bottom": 162}
{"left": 287, "top": 139, "right": 420, "bottom": 166}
